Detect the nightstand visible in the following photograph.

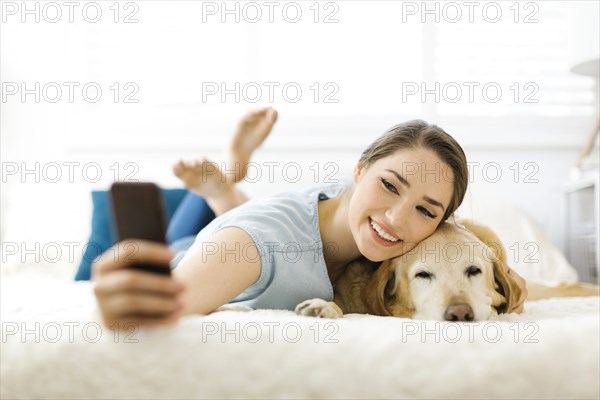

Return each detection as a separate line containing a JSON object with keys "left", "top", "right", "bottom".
{"left": 565, "top": 174, "right": 599, "bottom": 284}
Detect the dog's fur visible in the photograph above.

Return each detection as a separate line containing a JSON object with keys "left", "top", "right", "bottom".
{"left": 295, "top": 219, "right": 599, "bottom": 321}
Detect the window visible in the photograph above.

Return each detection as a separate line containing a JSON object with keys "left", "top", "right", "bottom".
{"left": 63, "top": 0, "right": 597, "bottom": 149}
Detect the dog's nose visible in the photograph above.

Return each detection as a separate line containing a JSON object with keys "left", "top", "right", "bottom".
{"left": 444, "top": 304, "right": 475, "bottom": 322}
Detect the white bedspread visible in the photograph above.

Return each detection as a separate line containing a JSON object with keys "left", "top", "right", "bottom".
{"left": 2, "top": 277, "right": 599, "bottom": 400}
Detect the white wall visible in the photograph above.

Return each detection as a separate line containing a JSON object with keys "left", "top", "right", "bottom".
{"left": 1, "top": 0, "right": 598, "bottom": 277}
{"left": 1, "top": 110, "right": 591, "bottom": 277}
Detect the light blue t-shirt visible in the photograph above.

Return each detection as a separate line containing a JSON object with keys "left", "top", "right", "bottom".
{"left": 172, "top": 178, "right": 352, "bottom": 311}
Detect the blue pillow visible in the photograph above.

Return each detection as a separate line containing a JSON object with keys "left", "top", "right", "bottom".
{"left": 74, "top": 188, "right": 189, "bottom": 281}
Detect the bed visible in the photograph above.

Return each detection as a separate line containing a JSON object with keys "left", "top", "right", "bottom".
{"left": 1, "top": 271, "right": 599, "bottom": 399}
{"left": 2, "top": 191, "right": 599, "bottom": 399}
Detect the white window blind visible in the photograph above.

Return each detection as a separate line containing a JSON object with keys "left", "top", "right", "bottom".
{"left": 64, "top": 1, "right": 425, "bottom": 149}
{"left": 429, "top": 1, "right": 597, "bottom": 117}
{"left": 62, "top": 0, "right": 597, "bottom": 149}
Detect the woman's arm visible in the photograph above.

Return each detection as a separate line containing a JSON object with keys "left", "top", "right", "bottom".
{"left": 174, "top": 227, "right": 262, "bottom": 316}
{"left": 92, "top": 228, "right": 261, "bottom": 329}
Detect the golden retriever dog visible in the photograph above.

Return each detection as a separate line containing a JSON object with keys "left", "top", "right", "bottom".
{"left": 295, "top": 219, "right": 599, "bottom": 321}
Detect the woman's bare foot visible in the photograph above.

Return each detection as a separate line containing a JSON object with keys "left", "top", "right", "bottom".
{"left": 172, "top": 157, "right": 232, "bottom": 198}
{"left": 173, "top": 158, "right": 250, "bottom": 216}
{"left": 172, "top": 108, "right": 276, "bottom": 214}
{"left": 226, "top": 107, "right": 278, "bottom": 182}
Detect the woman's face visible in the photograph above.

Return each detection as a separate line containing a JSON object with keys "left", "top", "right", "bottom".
{"left": 348, "top": 147, "right": 455, "bottom": 262}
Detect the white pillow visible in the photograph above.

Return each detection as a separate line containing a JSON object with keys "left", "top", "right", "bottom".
{"left": 456, "top": 191, "right": 579, "bottom": 286}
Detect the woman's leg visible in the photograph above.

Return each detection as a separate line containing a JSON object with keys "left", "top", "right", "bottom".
{"left": 170, "top": 107, "right": 278, "bottom": 229}
{"left": 166, "top": 193, "right": 216, "bottom": 244}
{"left": 173, "top": 157, "right": 252, "bottom": 215}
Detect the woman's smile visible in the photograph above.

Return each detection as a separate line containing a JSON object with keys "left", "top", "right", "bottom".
{"left": 368, "top": 217, "right": 403, "bottom": 247}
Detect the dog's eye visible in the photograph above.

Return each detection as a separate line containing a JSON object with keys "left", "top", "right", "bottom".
{"left": 415, "top": 271, "right": 433, "bottom": 279}
{"left": 466, "top": 266, "right": 482, "bottom": 277}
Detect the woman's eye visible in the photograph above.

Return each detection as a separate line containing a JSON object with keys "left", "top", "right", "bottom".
{"left": 415, "top": 271, "right": 433, "bottom": 279}
{"left": 417, "top": 206, "right": 436, "bottom": 219}
{"left": 381, "top": 178, "right": 398, "bottom": 194}
{"left": 466, "top": 266, "right": 482, "bottom": 277}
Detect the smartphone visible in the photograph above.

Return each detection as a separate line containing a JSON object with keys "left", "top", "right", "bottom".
{"left": 110, "top": 182, "right": 171, "bottom": 275}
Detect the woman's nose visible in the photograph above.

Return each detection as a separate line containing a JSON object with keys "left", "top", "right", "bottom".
{"left": 385, "top": 201, "right": 410, "bottom": 230}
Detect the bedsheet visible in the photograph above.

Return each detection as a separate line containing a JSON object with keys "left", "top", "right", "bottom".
{"left": 1, "top": 277, "right": 599, "bottom": 400}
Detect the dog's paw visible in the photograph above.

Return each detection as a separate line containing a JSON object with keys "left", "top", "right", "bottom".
{"left": 295, "top": 298, "right": 343, "bottom": 318}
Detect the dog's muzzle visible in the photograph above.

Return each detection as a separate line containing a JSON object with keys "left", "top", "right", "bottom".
{"left": 443, "top": 303, "right": 475, "bottom": 322}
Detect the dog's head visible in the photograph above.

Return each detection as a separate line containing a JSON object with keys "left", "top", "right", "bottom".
{"left": 364, "top": 220, "right": 522, "bottom": 321}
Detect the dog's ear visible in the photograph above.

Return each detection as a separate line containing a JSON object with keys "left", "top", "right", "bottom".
{"left": 492, "top": 258, "right": 523, "bottom": 314}
{"left": 363, "top": 260, "right": 396, "bottom": 316}
{"left": 457, "top": 218, "right": 522, "bottom": 313}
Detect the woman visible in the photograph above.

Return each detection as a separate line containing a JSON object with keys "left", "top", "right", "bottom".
{"left": 93, "top": 108, "right": 527, "bottom": 328}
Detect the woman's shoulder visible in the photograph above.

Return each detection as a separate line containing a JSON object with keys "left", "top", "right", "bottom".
{"left": 261, "top": 177, "right": 351, "bottom": 203}
{"left": 243, "top": 177, "right": 352, "bottom": 215}
{"left": 197, "top": 178, "right": 352, "bottom": 243}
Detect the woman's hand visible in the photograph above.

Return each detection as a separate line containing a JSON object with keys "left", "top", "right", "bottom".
{"left": 92, "top": 240, "right": 186, "bottom": 330}
{"left": 506, "top": 266, "right": 527, "bottom": 314}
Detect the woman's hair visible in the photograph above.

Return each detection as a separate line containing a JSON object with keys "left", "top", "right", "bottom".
{"left": 357, "top": 120, "right": 468, "bottom": 223}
